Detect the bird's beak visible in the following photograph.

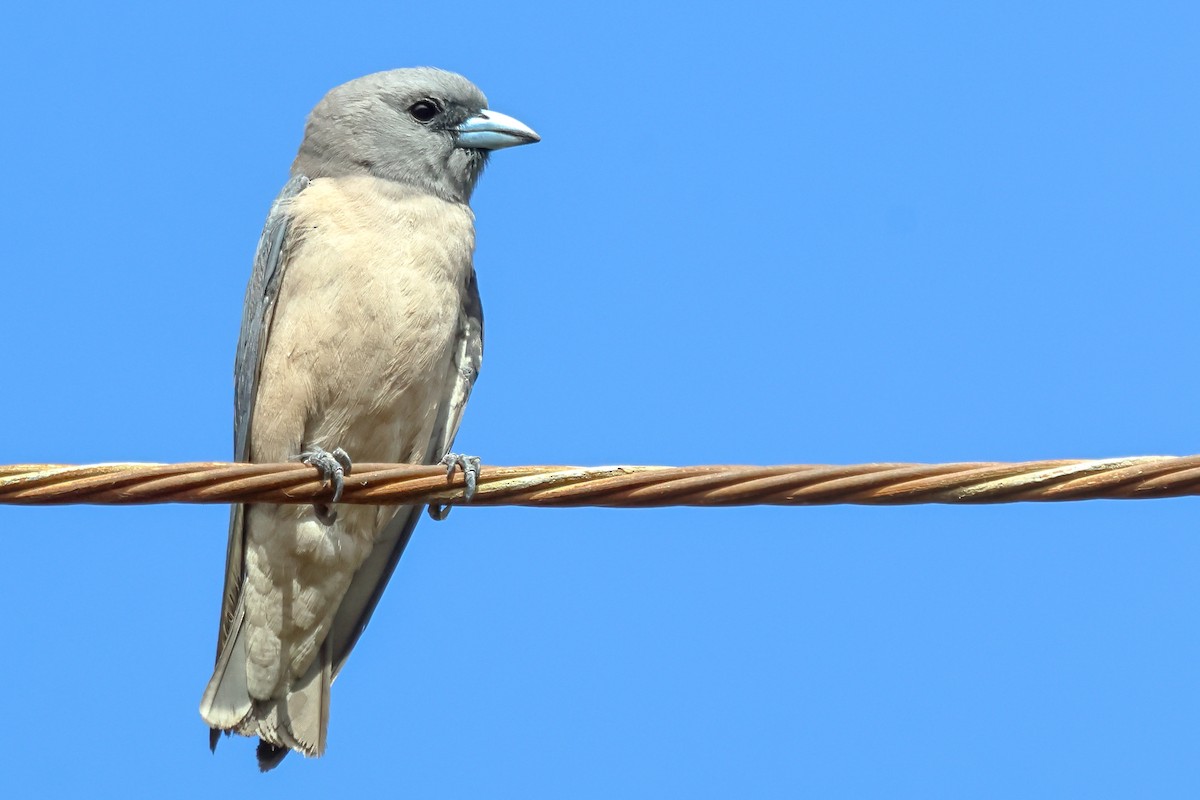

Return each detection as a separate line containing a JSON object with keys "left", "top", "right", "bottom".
{"left": 455, "top": 109, "right": 540, "bottom": 151}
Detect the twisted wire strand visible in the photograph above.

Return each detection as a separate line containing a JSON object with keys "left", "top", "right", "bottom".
{"left": 1, "top": 456, "right": 1200, "bottom": 507}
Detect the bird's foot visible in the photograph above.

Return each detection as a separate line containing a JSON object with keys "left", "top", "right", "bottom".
{"left": 428, "top": 452, "right": 481, "bottom": 521}
{"left": 442, "top": 452, "right": 481, "bottom": 501}
{"left": 301, "top": 446, "right": 352, "bottom": 525}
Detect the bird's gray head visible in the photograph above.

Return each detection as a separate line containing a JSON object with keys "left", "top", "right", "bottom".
{"left": 292, "top": 68, "right": 539, "bottom": 204}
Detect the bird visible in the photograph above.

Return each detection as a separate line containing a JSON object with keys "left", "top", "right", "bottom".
{"left": 199, "top": 67, "right": 539, "bottom": 770}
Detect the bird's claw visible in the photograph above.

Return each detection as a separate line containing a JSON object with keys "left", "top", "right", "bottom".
{"left": 427, "top": 452, "right": 481, "bottom": 521}
{"left": 301, "top": 446, "right": 352, "bottom": 524}
{"left": 442, "top": 452, "right": 481, "bottom": 499}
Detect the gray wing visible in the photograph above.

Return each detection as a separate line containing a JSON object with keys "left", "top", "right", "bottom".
{"left": 326, "top": 268, "right": 485, "bottom": 675}
{"left": 214, "top": 174, "right": 311, "bottom": 666}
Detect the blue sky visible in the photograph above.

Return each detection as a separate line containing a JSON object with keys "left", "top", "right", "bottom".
{"left": 2, "top": 1, "right": 1198, "bottom": 796}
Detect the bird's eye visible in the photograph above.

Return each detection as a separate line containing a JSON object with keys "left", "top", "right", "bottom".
{"left": 408, "top": 100, "right": 440, "bottom": 123}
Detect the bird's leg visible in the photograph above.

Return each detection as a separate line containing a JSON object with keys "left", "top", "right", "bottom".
{"left": 427, "top": 452, "right": 481, "bottom": 521}
{"left": 300, "top": 446, "right": 353, "bottom": 525}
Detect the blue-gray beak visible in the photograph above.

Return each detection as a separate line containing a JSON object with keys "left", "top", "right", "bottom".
{"left": 455, "top": 109, "right": 540, "bottom": 151}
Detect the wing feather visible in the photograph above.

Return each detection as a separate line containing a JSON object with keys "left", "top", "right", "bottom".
{"left": 213, "top": 175, "right": 310, "bottom": 673}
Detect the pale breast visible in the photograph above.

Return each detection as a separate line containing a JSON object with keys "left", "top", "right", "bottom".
{"left": 250, "top": 175, "right": 476, "bottom": 467}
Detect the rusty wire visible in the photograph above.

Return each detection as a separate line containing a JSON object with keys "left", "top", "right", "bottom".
{"left": 1, "top": 456, "right": 1200, "bottom": 507}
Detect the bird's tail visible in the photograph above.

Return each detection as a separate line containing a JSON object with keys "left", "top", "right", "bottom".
{"left": 199, "top": 598, "right": 332, "bottom": 770}
{"left": 199, "top": 598, "right": 253, "bottom": 737}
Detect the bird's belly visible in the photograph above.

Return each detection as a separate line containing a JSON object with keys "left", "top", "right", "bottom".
{"left": 300, "top": 266, "right": 460, "bottom": 465}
